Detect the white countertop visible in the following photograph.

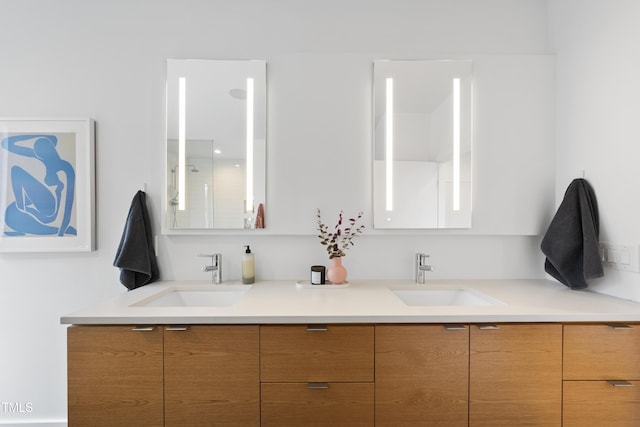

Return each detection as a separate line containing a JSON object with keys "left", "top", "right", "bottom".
{"left": 60, "top": 279, "right": 640, "bottom": 325}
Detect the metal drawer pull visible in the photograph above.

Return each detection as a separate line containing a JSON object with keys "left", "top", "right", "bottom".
{"left": 608, "top": 324, "right": 634, "bottom": 330}
{"left": 477, "top": 324, "right": 500, "bottom": 330}
{"left": 444, "top": 324, "right": 467, "bottom": 331}
{"left": 165, "top": 326, "right": 190, "bottom": 331}
{"left": 306, "top": 325, "right": 328, "bottom": 332}
{"left": 131, "top": 326, "right": 155, "bottom": 332}
{"left": 607, "top": 380, "right": 634, "bottom": 387}
{"left": 307, "top": 382, "right": 329, "bottom": 389}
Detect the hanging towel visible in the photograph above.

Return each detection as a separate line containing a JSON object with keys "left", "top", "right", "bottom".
{"left": 113, "top": 190, "right": 160, "bottom": 290}
{"left": 541, "top": 178, "right": 603, "bottom": 290}
{"left": 255, "top": 203, "right": 265, "bottom": 229}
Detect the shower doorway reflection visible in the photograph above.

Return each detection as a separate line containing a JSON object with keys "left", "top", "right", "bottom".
{"left": 167, "top": 139, "right": 246, "bottom": 229}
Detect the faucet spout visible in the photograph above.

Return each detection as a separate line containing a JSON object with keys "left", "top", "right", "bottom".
{"left": 415, "top": 253, "right": 434, "bottom": 284}
{"left": 199, "top": 253, "right": 222, "bottom": 284}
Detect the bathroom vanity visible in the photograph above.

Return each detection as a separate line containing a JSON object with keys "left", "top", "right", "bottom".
{"left": 62, "top": 280, "right": 640, "bottom": 426}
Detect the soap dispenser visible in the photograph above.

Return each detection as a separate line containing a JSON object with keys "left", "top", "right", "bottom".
{"left": 242, "top": 245, "right": 255, "bottom": 284}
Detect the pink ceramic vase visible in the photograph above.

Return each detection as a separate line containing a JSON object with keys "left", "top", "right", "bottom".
{"left": 327, "top": 257, "right": 348, "bottom": 284}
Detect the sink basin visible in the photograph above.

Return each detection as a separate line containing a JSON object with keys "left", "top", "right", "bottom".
{"left": 391, "top": 288, "right": 503, "bottom": 307}
{"left": 131, "top": 285, "right": 250, "bottom": 307}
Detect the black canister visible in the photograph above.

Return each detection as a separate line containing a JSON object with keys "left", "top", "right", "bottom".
{"left": 310, "top": 265, "right": 326, "bottom": 285}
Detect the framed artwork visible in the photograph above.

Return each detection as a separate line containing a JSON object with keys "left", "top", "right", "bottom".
{"left": 0, "top": 118, "right": 95, "bottom": 252}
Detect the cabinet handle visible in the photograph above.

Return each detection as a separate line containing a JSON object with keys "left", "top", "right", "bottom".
{"left": 607, "top": 380, "right": 634, "bottom": 387}
{"left": 306, "top": 325, "right": 328, "bottom": 332}
{"left": 307, "top": 382, "right": 329, "bottom": 389}
{"left": 444, "top": 324, "right": 467, "bottom": 331}
{"left": 477, "top": 324, "right": 500, "bottom": 330}
{"left": 131, "top": 326, "right": 155, "bottom": 332}
{"left": 165, "top": 326, "right": 190, "bottom": 331}
{"left": 608, "top": 324, "right": 634, "bottom": 330}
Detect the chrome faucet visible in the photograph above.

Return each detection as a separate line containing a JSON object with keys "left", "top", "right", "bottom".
{"left": 199, "top": 253, "right": 222, "bottom": 284}
{"left": 415, "top": 253, "right": 434, "bottom": 284}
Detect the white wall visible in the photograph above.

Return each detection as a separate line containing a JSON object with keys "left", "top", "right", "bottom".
{"left": 549, "top": 0, "right": 640, "bottom": 302}
{"left": 0, "top": 1, "right": 551, "bottom": 424}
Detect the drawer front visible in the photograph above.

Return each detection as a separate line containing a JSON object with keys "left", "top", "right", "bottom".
{"left": 164, "top": 325, "right": 260, "bottom": 426}
{"left": 470, "top": 323, "right": 562, "bottom": 426}
{"left": 564, "top": 324, "right": 640, "bottom": 380}
{"left": 67, "top": 325, "right": 164, "bottom": 427}
{"left": 261, "top": 382, "right": 374, "bottom": 427}
{"left": 260, "top": 324, "right": 374, "bottom": 382}
{"left": 375, "top": 324, "right": 469, "bottom": 427}
{"left": 563, "top": 380, "right": 640, "bottom": 427}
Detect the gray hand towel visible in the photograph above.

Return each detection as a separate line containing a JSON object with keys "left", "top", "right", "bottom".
{"left": 113, "top": 190, "right": 160, "bottom": 290}
{"left": 541, "top": 178, "right": 603, "bottom": 290}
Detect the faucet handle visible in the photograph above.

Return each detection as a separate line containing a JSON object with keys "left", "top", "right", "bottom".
{"left": 198, "top": 253, "right": 220, "bottom": 265}
{"left": 416, "top": 253, "right": 430, "bottom": 265}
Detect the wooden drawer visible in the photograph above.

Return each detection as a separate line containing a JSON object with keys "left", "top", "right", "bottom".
{"left": 261, "top": 382, "right": 374, "bottom": 427}
{"left": 375, "top": 324, "right": 469, "bottom": 426}
{"left": 470, "top": 323, "right": 562, "bottom": 426}
{"left": 260, "top": 324, "right": 374, "bottom": 382}
{"left": 563, "top": 380, "right": 640, "bottom": 426}
{"left": 564, "top": 324, "right": 640, "bottom": 380}
{"left": 67, "top": 325, "right": 164, "bottom": 427}
{"left": 164, "top": 325, "right": 260, "bottom": 426}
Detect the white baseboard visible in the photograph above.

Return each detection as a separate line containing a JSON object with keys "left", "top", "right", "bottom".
{"left": 0, "top": 421, "right": 66, "bottom": 427}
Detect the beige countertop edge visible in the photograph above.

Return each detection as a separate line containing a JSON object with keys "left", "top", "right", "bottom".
{"left": 60, "top": 279, "right": 640, "bottom": 325}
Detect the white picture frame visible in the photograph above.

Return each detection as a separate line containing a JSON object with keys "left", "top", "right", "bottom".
{"left": 0, "top": 118, "right": 95, "bottom": 252}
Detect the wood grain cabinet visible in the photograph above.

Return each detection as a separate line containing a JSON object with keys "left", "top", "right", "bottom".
{"left": 67, "top": 324, "right": 260, "bottom": 427}
{"left": 375, "top": 324, "right": 469, "bottom": 427}
{"left": 563, "top": 323, "right": 640, "bottom": 427}
{"left": 70, "top": 321, "right": 640, "bottom": 425}
{"left": 469, "top": 323, "right": 562, "bottom": 427}
{"left": 375, "top": 323, "right": 562, "bottom": 427}
{"left": 260, "top": 324, "right": 374, "bottom": 427}
{"left": 67, "top": 325, "right": 164, "bottom": 427}
{"left": 164, "top": 325, "right": 260, "bottom": 426}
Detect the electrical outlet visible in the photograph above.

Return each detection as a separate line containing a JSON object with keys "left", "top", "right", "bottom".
{"left": 599, "top": 243, "right": 640, "bottom": 273}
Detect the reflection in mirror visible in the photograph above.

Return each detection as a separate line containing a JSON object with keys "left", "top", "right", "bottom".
{"left": 165, "top": 59, "right": 266, "bottom": 230}
{"left": 373, "top": 60, "right": 472, "bottom": 229}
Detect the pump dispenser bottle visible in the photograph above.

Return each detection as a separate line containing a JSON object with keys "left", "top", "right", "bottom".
{"left": 242, "top": 245, "right": 255, "bottom": 284}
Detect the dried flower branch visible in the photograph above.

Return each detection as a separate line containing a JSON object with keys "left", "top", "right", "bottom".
{"left": 317, "top": 208, "right": 365, "bottom": 259}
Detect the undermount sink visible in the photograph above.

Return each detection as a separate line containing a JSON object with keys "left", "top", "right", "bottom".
{"left": 131, "top": 285, "right": 251, "bottom": 308}
{"left": 391, "top": 288, "right": 503, "bottom": 307}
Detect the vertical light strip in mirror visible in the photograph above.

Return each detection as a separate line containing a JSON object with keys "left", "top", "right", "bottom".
{"left": 452, "top": 77, "right": 461, "bottom": 211}
{"left": 385, "top": 77, "right": 394, "bottom": 211}
{"left": 178, "top": 77, "right": 186, "bottom": 210}
{"left": 203, "top": 184, "right": 211, "bottom": 228}
{"left": 245, "top": 77, "right": 255, "bottom": 213}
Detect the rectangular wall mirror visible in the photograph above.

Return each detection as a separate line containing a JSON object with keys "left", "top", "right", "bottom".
{"left": 373, "top": 60, "right": 473, "bottom": 229}
{"left": 164, "top": 59, "right": 266, "bottom": 231}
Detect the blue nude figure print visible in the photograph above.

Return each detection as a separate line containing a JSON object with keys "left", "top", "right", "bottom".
{"left": 1, "top": 134, "right": 77, "bottom": 237}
